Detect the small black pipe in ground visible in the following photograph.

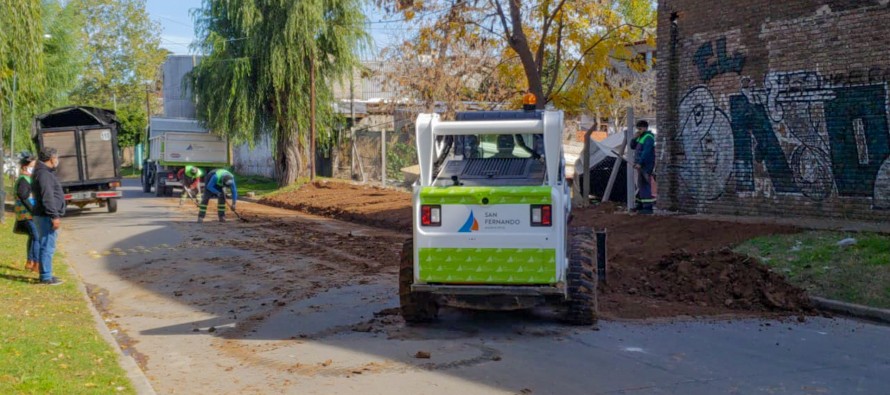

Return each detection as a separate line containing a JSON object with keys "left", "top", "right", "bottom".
{"left": 596, "top": 228, "right": 607, "bottom": 283}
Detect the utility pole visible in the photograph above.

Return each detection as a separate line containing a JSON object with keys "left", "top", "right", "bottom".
{"left": 309, "top": 55, "right": 316, "bottom": 181}
{"left": 10, "top": 71, "right": 16, "bottom": 154}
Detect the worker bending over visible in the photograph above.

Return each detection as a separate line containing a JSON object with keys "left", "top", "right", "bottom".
{"left": 178, "top": 165, "right": 203, "bottom": 204}
{"left": 198, "top": 169, "right": 238, "bottom": 223}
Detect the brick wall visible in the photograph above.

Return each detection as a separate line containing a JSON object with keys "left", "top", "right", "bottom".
{"left": 656, "top": 0, "right": 890, "bottom": 221}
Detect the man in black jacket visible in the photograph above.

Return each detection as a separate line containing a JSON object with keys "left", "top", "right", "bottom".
{"left": 32, "top": 147, "right": 66, "bottom": 285}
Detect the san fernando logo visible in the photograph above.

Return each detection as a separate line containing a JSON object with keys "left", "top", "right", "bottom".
{"left": 459, "top": 210, "right": 479, "bottom": 233}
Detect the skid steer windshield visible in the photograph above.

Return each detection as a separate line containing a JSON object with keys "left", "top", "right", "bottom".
{"left": 454, "top": 133, "right": 544, "bottom": 159}
{"left": 432, "top": 133, "right": 547, "bottom": 186}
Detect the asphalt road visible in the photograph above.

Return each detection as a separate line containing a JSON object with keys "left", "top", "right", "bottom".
{"left": 59, "top": 180, "right": 890, "bottom": 395}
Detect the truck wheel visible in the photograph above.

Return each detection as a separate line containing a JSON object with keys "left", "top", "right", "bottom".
{"left": 399, "top": 239, "right": 438, "bottom": 323}
{"left": 562, "top": 227, "right": 598, "bottom": 325}
{"left": 107, "top": 198, "right": 118, "bottom": 213}
{"left": 155, "top": 174, "right": 164, "bottom": 197}
{"left": 142, "top": 166, "right": 152, "bottom": 193}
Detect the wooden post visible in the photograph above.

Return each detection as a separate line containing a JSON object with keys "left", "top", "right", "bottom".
{"left": 381, "top": 129, "right": 387, "bottom": 185}
{"left": 625, "top": 108, "right": 635, "bottom": 212}
{"left": 309, "top": 55, "right": 316, "bottom": 181}
{"left": 350, "top": 69, "right": 355, "bottom": 180}
{"left": 601, "top": 140, "right": 627, "bottom": 203}
{"left": 0, "top": 105, "right": 4, "bottom": 224}
{"left": 580, "top": 124, "right": 596, "bottom": 208}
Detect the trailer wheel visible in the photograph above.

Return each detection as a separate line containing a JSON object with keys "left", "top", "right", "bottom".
{"left": 141, "top": 166, "right": 152, "bottom": 193}
{"left": 107, "top": 198, "right": 118, "bottom": 213}
{"left": 562, "top": 227, "right": 598, "bottom": 325}
{"left": 399, "top": 239, "right": 439, "bottom": 323}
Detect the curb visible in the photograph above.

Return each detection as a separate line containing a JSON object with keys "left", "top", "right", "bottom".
{"left": 69, "top": 267, "right": 157, "bottom": 395}
{"left": 811, "top": 296, "right": 890, "bottom": 325}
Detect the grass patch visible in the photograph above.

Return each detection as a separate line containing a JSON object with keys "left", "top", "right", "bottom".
{"left": 234, "top": 174, "right": 280, "bottom": 198}
{"left": 736, "top": 231, "right": 890, "bottom": 309}
{"left": 240, "top": 176, "right": 323, "bottom": 199}
{"left": 120, "top": 166, "right": 141, "bottom": 179}
{"left": 0, "top": 228, "right": 134, "bottom": 393}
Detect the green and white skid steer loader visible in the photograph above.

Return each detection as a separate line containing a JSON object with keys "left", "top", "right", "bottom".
{"left": 401, "top": 109, "right": 597, "bottom": 325}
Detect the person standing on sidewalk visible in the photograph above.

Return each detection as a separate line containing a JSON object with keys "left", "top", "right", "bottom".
{"left": 197, "top": 169, "right": 238, "bottom": 223}
{"left": 630, "top": 120, "right": 656, "bottom": 214}
{"left": 14, "top": 153, "right": 40, "bottom": 273}
{"left": 31, "top": 147, "right": 65, "bottom": 285}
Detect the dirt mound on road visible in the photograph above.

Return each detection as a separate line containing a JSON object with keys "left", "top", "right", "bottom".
{"left": 599, "top": 248, "right": 813, "bottom": 319}
{"left": 260, "top": 181, "right": 810, "bottom": 319}
{"left": 260, "top": 181, "right": 412, "bottom": 232}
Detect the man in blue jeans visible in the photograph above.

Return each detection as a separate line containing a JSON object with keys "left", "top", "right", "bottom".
{"left": 31, "top": 147, "right": 66, "bottom": 285}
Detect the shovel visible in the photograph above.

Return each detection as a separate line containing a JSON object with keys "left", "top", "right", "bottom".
{"left": 226, "top": 200, "right": 248, "bottom": 222}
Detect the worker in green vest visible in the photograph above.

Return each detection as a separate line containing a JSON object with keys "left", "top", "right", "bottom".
{"left": 179, "top": 165, "right": 204, "bottom": 205}
{"left": 198, "top": 169, "right": 238, "bottom": 223}
{"left": 630, "top": 120, "right": 656, "bottom": 214}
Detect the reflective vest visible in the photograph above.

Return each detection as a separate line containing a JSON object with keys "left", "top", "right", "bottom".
{"left": 14, "top": 175, "right": 35, "bottom": 221}
{"left": 214, "top": 169, "right": 234, "bottom": 186}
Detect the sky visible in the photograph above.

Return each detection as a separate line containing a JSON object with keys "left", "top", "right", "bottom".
{"left": 146, "top": 0, "right": 402, "bottom": 58}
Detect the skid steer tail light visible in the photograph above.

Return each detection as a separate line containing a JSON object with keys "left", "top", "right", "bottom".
{"left": 531, "top": 204, "right": 552, "bottom": 227}
{"left": 421, "top": 205, "right": 441, "bottom": 226}
{"left": 542, "top": 205, "right": 552, "bottom": 226}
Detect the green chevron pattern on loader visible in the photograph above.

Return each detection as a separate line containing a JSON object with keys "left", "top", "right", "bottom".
{"left": 418, "top": 247, "right": 557, "bottom": 284}
{"left": 419, "top": 186, "right": 552, "bottom": 205}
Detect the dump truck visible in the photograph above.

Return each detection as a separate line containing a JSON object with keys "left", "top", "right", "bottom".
{"left": 401, "top": 109, "right": 597, "bottom": 325}
{"left": 141, "top": 117, "right": 229, "bottom": 197}
{"left": 33, "top": 106, "right": 123, "bottom": 213}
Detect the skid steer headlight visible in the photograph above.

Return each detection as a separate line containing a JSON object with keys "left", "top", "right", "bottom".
{"left": 531, "top": 204, "right": 552, "bottom": 227}
{"left": 421, "top": 205, "right": 441, "bottom": 226}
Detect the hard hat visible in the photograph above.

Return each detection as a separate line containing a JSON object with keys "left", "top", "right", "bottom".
{"left": 185, "top": 165, "right": 199, "bottom": 177}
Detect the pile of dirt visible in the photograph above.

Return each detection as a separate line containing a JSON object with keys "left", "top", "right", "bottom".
{"left": 260, "top": 181, "right": 412, "bottom": 232}
{"left": 599, "top": 248, "right": 813, "bottom": 319}
{"left": 261, "top": 181, "right": 811, "bottom": 319}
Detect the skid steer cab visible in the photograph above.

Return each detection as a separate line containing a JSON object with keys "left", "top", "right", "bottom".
{"left": 401, "top": 109, "right": 597, "bottom": 325}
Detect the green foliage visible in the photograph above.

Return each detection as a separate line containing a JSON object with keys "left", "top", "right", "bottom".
{"left": 71, "top": 0, "right": 165, "bottom": 108}
{"left": 736, "top": 231, "right": 890, "bottom": 308}
{"left": 0, "top": 0, "right": 44, "bottom": 152}
{"left": 386, "top": 140, "right": 417, "bottom": 182}
{"left": 190, "top": 0, "right": 369, "bottom": 186}
{"left": 69, "top": 0, "right": 165, "bottom": 145}
{"left": 115, "top": 105, "right": 145, "bottom": 148}
{"left": 43, "top": 0, "right": 88, "bottom": 108}
{"left": 0, "top": 230, "right": 134, "bottom": 393}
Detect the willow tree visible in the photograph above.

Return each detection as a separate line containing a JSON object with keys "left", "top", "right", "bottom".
{"left": 1, "top": 0, "right": 44, "bottom": 150}
{"left": 190, "top": 0, "right": 368, "bottom": 186}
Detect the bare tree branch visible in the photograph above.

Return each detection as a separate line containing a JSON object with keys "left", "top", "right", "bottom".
{"left": 534, "top": 0, "right": 567, "bottom": 75}
{"left": 490, "top": 0, "right": 512, "bottom": 41}
{"left": 544, "top": 15, "right": 564, "bottom": 99}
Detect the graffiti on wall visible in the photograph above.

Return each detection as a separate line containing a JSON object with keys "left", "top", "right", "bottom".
{"left": 693, "top": 37, "right": 746, "bottom": 83}
{"left": 678, "top": 87, "right": 734, "bottom": 200}
{"left": 678, "top": 71, "right": 890, "bottom": 209}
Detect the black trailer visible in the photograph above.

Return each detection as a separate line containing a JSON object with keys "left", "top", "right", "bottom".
{"left": 33, "top": 106, "right": 123, "bottom": 213}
